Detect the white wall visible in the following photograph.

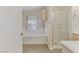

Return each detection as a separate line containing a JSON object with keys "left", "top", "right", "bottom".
{"left": 0, "top": 7, "right": 22, "bottom": 53}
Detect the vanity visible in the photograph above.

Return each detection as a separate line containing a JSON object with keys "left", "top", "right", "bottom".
{"left": 61, "top": 41, "right": 79, "bottom": 53}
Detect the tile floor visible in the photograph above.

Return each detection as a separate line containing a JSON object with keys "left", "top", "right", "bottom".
{"left": 23, "top": 44, "right": 62, "bottom": 53}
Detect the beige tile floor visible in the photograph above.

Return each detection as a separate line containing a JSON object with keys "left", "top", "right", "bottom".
{"left": 23, "top": 44, "right": 62, "bottom": 53}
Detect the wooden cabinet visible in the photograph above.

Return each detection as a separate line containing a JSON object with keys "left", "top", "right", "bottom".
{"left": 72, "top": 33, "right": 79, "bottom": 41}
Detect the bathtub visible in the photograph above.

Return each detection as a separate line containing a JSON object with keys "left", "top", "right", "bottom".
{"left": 22, "top": 33, "right": 48, "bottom": 44}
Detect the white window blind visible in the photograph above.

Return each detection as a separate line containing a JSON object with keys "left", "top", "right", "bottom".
{"left": 26, "top": 16, "right": 45, "bottom": 33}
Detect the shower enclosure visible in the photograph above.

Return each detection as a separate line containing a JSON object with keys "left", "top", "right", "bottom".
{"left": 47, "top": 6, "right": 71, "bottom": 50}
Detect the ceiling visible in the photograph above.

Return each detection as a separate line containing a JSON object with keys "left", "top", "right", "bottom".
{"left": 22, "top": 6, "right": 43, "bottom": 11}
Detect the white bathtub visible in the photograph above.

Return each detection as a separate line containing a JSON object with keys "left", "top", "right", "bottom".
{"left": 22, "top": 33, "right": 48, "bottom": 44}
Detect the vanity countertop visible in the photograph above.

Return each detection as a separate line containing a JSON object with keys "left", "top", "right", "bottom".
{"left": 61, "top": 41, "right": 79, "bottom": 53}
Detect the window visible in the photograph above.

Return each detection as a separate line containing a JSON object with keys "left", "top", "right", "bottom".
{"left": 26, "top": 16, "right": 45, "bottom": 33}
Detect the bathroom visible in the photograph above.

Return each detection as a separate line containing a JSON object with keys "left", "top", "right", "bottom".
{"left": 21, "top": 6, "right": 71, "bottom": 53}
{"left": 0, "top": 6, "right": 78, "bottom": 53}
{"left": 22, "top": 6, "right": 48, "bottom": 52}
